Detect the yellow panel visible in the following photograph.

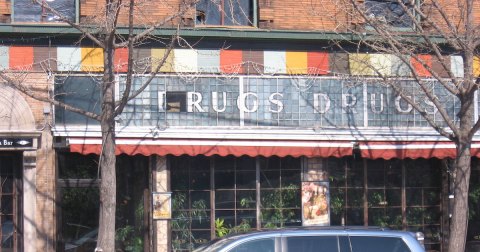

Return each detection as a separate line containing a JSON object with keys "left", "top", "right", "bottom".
{"left": 286, "top": 51, "right": 308, "bottom": 74}
{"left": 349, "top": 53, "right": 374, "bottom": 76}
{"left": 152, "top": 48, "right": 174, "bottom": 72}
{"left": 81, "top": 47, "right": 104, "bottom": 72}
{"left": 474, "top": 56, "right": 480, "bottom": 77}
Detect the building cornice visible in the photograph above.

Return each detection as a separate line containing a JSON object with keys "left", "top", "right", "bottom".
{"left": 0, "top": 24, "right": 445, "bottom": 43}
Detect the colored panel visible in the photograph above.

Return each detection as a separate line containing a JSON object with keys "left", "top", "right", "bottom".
{"left": 450, "top": 55, "right": 464, "bottom": 78}
{"left": 0, "top": 46, "right": 9, "bottom": 69}
{"left": 114, "top": 48, "right": 129, "bottom": 73}
{"left": 286, "top": 51, "right": 308, "bottom": 74}
{"left": 243, "top": 50, "right": 264, "bottom": 74}
{"left": 151, "top": 48, "right": 174, "bottom": 73}
{"left": 411, "top": 54, "right": 432, "bottom": 77}
{"left": 349, "top": 53, "right": 373, "bottom": 76}
{"left": 33, "top": 47, "right": 57, "bottom": 72}
{"left": 220, "top": 49, "right": 243, "bottom": 74}
{"left": 391, "top": 55, "right": 411, "bottom": 77}
{"left": 329, "top": 53, "right": 349, "bottom": 75}
{"left": 431, "top": 55, "right": 450, "bottom": 78}
{"left": 174, "top": 49, "right": 197, "bottom": 73}
{"left": 264, "top": 51, "right": 286, "bottom": 74}
{"left": 132, "top": 48, "right": 151, "bottom": 73}
{"left": 370, "top": 54, "right": 392, "bottom": 76}
{"left": 9, "top": 46, "right": 34, "bottom": 70}
{"left": 307, "top": 52, "right": 329, "bottom": 75}
{"left": 81, "top": 47, "right": 104, "bottom": 72}
{"left": 474, "top": 56, "right": 480, "bottom": 77}
{"left": 197, "top": 49, "right": 220, "bottom": 73}
{"left": 57, "top": 47, "right": 81, "bottom": 71}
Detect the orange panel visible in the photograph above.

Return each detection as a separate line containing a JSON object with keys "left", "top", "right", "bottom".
{"left": 114, "top": 48, "right": 129, "bottom": 73}
{"left": 9, "top": 46, "right": 34, "bottom": 70}
{"left": 307, "top": 52, "right": 329, "bottom": 75}
{"left": 411, "top": 54, "right": 432, "bottom": 77}
{"left": 220, "top": 49, "right": 243, "bottom": 74}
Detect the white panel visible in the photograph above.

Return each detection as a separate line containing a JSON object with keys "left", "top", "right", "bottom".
{"left": 0, "top": 46, "right": 8, "bottom": 69}
{"left": 174, "top": 49, "right": 198, "bottom": 73}
{"left": 370, "top": 54, "right": 392, "bottom": 76}
{"left": 57, "top": 47, "right": 81, "bottom": 71}
{"left": 451, "top": 55, "right": 464, "bottom": 78}
{"left": 264, "top": 51, "right": 286, "bottom": 74}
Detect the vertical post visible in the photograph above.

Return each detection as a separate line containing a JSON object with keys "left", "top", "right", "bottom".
{"left": 256, "top": 157, "right": 261, "bottom": 229}
{"left": 152, "top": 156, "right": 170, "bottom": 252}
{"left": 23, "top": 151, "right": 37, "bottom": 252}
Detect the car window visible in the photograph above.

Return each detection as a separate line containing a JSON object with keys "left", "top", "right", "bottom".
{"left": 349, "top": 236, "right": 411, "bottom": 252}
{"left": 286, "top": 236, "right": 339, "bottom": 252}
{"left": 229, "top": 238, "right": 275, "bottom": 252}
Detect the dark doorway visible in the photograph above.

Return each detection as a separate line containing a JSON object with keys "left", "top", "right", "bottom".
{"left": 0, "top": 153, "right": 23, "bottom": 252}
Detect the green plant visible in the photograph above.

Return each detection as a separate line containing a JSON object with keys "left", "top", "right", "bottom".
{"left": 469, "top": 184, "right": 480, "bottom": 220}
{"left": 260, "top": 185, "right": 300, "bottom": 228}
{"left": 215, "top": 218, "right": 230, "bottom": 237}
{"left": 115, "top": 200, "right": 144, "bottom": 252}
{"left": 171, "top": 193, "right": 208, "bottom": 251}
{"left": 230, "top": 219, "right": 251, "bottom": 234}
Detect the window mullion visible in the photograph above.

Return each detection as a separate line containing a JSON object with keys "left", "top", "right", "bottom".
{"left": 256, "top": 157, "right": 261, "bottom": 229}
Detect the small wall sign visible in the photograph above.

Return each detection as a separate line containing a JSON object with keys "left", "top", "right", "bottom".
{"left": 152, "top": 192, "right": 172, "bottom": 220}
{"left": 0, "top": 138, "right": 33, "bottom": 148}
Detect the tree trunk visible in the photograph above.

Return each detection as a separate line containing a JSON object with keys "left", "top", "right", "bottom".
{"left": 448, "top": 141, "right": 472, "bottom": 252}
{"left": 96, "top": 41, "right": 117, "bottom": 251}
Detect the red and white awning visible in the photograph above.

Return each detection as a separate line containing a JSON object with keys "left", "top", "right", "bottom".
{"left": 67, "top": 138, "right": 480, "bottom": 159}
{"left": 68, "top": 138, "right": 354, "bottom": 158}
{"left": 358, "top": 141, "right": 480, "bottom": 160}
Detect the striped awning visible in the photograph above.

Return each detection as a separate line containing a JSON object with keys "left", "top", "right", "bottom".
{"left": 67, "top": 137, "right": 354, "bottom": 158}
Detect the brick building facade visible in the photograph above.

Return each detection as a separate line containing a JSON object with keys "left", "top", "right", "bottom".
{"left": 0, "top": 0, "right": 479, "bottom": 251}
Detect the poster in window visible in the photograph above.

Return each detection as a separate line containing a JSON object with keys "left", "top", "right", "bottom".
{"left": 302, "top": 181, "right": 330, "bottom": 226}
{"left": 152, "top": 192, "right": 172, "bottom": 220}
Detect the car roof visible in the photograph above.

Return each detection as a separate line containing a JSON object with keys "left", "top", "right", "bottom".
{"left": 194, "top": 226, "right": 418, "bottom": 252}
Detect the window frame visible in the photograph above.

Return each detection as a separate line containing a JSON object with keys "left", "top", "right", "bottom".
{"left": 11, "top": 0, "right": 80, "bottom": 24}
{"left": 195, "top": 0, "right": 258, "bottom": 28}
{"left": 363, "top": 0, "right": 419, "bottom": 31}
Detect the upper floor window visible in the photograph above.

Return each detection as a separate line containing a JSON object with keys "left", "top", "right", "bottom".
{"left": 365, "top": 0, "right": 415, "bottom": 28}
{"left": 13, "top": 0, "right": 76, "bottom": 23}
{"left": 196, "top": 0, "right": 254, "bottom": 26}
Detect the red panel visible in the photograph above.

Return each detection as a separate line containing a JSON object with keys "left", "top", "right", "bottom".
{"left": 69, "top": 139, "right": 353, "bottom": 158}
{"left": 114, "top": 48, "right": 129, "bottom": 72}
{"left": 220, "top": 49, "right": 243, "bottom": 74}
{"left": 308, "top": 52, "right": 329, "bottom": 75}
{"left": 10, "top": 46, "right": 34, "bottom": 70}
{"left": 411, "top": 54, "right": 432, "bottom": 77}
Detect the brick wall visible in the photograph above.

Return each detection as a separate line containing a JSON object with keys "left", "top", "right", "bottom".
{"left": 0, "top": 0, "right": 478, "bottom": 32}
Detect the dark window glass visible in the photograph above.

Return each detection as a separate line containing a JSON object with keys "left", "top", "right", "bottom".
{"left": 350, "top": 236, "right": 411, "bottom": 252}
{"left": 14, "top": 0, "right": 76, "bottom": 23}
{"left": 196, "top": 0, "right": 253, "bottom": 26}
{"left": 365, "top": 0, "right": 414, "bottom": 28}
{"left": 230, "top": 238, "right": 275, "bottom": 252}
{"left": 287, "top": 236, "right": 339, "bottom": 252}
{"left": 54, "top": 76, "right": 101, "bottom": 126}
{"left": 58, "top": 152, "right": 99, "bottom": 179}
{"left": 166, "top": 92, "right": 187, "bottom": 112}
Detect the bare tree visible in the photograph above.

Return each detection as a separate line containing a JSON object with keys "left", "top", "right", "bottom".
{"left": 317, "top": 0, "right": 479, "bottom": 251}
{"left": 0, "top": 0, "right": 198, "bottom": 251}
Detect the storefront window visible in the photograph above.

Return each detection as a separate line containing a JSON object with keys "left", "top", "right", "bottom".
{"left": 57, "top": 153, "right": 149, "bottom": 251}
{"left": 171, "top": 155, "right": 302, "bottom": 251}
{"left": 327, "top": 158, "right": 365, "bottom": 226}
{"left": 468, "top": 159, "right": 480, "bottom": 244}
{"left": 325, "top": 157, "right": 443, "bottom": 251}
{"left": 260, "top": 156, "right": 301, "bottom": 228}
